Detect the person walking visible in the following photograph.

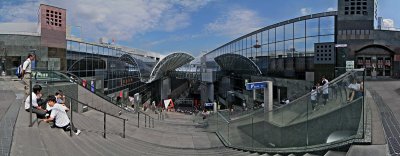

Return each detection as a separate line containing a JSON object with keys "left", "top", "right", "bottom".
{"left": 22, "top": 53, "right": 35, "bottom": 95}
{"left": 321, "top": 76, "right": 329, "bottom": 106}
{"left": 310, "top": 86, "right": 318, "bottom": 111}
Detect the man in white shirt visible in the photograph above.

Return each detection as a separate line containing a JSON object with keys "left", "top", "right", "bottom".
{"left": 43, "top": 96, "right": 81, "bottom": 135}
{"left": 321, "top": 76, "right": 329, "bottom": 105}
{"left": 25, "top": 84, "right": 47, "bottom": 118}
{"left": 22, "top": 53, "right": 35, "bottom": 95}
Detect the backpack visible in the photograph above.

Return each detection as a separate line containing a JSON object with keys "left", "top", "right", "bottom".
{"left": 16, "top": 64, "right": 23, "bottom": 78}
{"left": 16, "top": 60, "right": 30, "bottom": 78}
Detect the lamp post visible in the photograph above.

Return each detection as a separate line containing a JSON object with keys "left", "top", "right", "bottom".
{"left": 253, "top": 37, "right": 261, "bottom": 105}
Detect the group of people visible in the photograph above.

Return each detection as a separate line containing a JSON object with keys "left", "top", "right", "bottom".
{"left": 310, "top": 76, "right": 330, "bottom": 111}
{"left": 310, "top": 75, "right": 364, "bottom": 111}
{"left": 24, "top": 84, "right": 81, "bottom": 135}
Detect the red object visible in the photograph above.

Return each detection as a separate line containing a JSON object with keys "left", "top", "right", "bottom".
{"left": 82, "top": 79, "right": 87, "bottom": 87}
{"left": 119, "top": 91, "right": 123, "bottom": 97}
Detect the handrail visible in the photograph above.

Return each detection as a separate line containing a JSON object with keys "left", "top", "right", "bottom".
{"left": 219, "top": 69, "right": 362, "bottom": 122}
{"left": 137, "top": 110, "right": 155, "bottom": 128}
{"left": 33, "top": 70, "right": 133, "bottom": 114}
{"left": 210, "top": 69, "right": 367, "bottom": 154}
{"left": 217, "top": 112, "right": 230, "bottom": 123}
{"left": 33, "top": 79, "right": 127, "bottom": 121}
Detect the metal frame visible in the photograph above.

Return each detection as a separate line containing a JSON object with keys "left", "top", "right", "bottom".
{"left": 147, "top": 52, "right": 194, "bottom": 83}
{"left": 215, "top": 53, "right": 262, "bottom": 75}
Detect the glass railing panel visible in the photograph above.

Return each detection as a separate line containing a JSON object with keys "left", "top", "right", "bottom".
{"left": 279, "top": 93, "right": 309, "bottom": 148}
{"left": 211, "top": 69, "right": 366, "bottom": 152}
{"left": 228, "top": 114, "right": 254, "bottom": 148}
{"left": 216, "top": 113, "right": 230, "bottom": 144}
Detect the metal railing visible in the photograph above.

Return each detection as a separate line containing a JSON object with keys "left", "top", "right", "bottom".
{"left": 28, "top": 77, "right": 128, "bottom": 138}
{"left": 137, "top": 111, "right": 155, "bottom": 128}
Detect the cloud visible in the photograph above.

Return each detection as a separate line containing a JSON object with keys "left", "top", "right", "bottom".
{"left": 382, "top": 18, "right": 395, "bottom": 30}
{"left": 0, "top": 1, "right": 41, "bottom": 22}
{"left": 205, "top": 8, "right": 263, "bottom": 37}
{"left": 300, "top": 8, "right": 311, "bottom": 16}
{"left": 0, "top": 0, "right": 213, "bottom": 41}
{"left": 327, "top": 7, "right": 335, "bottom": 12}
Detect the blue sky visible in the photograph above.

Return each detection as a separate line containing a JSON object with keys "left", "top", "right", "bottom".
{"left": 0, "top": 0, "right": 399, "bottom": 56}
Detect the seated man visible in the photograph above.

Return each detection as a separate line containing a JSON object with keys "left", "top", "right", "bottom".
{"left": 25, "top": 84, "right": 47, "bottom": 118}
{"left": 42, "top": 96, "right": 81, "bottom": 135}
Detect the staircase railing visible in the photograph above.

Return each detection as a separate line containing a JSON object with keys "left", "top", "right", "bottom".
{"left": 28, "top": 76, "right": 128, "bottom": 138}
{"left": 208, "top": 69, "right": 369, "bottom": 154}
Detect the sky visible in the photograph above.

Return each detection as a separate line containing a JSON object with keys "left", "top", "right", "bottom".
{"left": 0, "top": 0, "right": 398, "bottom": 56}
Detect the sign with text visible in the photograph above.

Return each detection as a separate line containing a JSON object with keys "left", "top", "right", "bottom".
{"left": 246, "top": 82, "right": 267, "bottom": 90}
{"left": 346, "top": 61, "right": 355, "bottom": 71}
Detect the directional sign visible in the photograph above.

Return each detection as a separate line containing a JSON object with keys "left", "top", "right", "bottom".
{"left": 246, "top": 82, "right": 267, "bottom": 90}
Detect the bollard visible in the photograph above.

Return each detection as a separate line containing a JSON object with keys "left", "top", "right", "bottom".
{"left": 123, "top": 119, "right": 126, "bottom": 138}
{"left": 103, "top": 113, "right": 106, "bottom": 138}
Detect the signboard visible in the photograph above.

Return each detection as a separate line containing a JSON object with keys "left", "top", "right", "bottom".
{"left": 346, "top": 61, "right": 355, "bottom": 71}
{"left": 246, "top": 82, "right": 267, "bottom": 90}
{"left": 335, "top": 44, "right": 348, "bottom": 48}
{"left": 204, "top": 103, "right": 214, "bottom": 107}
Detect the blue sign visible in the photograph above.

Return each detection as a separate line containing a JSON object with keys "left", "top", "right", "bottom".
{"left": 246, "top": 82, "right": 267, "bottom": 90}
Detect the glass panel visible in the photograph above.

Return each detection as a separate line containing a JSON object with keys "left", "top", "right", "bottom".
{"left": 210, "top": 70, "right": 365, "bottom": 150}
{"left": 285, "top": 40, "right": 294, "bottom": 57}
{"left": 276, "top": 26, "right": 284, "bottom": 42}
{"left": 269, "top": 43, "right": 276, "bottom": 57}
{"left": 294, "top": 38, "right": 306, "bottom": 56}
{"left": 269, "top": 28, "right": 276, "bottom": 43}
{"left": 294, "top": 20, "right": 306, "bottom": 38}
{"left": 306, "top": 37, "right": 318, "bottom": 56}
{"left": 320, "top": 16, "right": 335, "bottom": 35}
{"left": 320, "top": 35, "right": 335, "bottom": 43}
{"left": 276, "top": 42, "right": 284, "bottom": 57}
{"left": 262, "top": 30, "right": 268, "bottom": 45}
{"left": 285, "top": 23, "right": 294, "bottom": 40}
{"left": 72, "top": 41, "right": 79, "bottom": 51}
{"left": 93, "top": 45, "right": 98, "bottom": 54}
{"left": 67, "top": 41, "right": 72, "bottom": 50}
{"left": 87, "top": 44, "right": 93, "bottom": 54}
{"left": 79, "top": 43, "right": 86, "bottom": 52}
{"left": 306, "top": 18, "right": 319, "bottom": 37}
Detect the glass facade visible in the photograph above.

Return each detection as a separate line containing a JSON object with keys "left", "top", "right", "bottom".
{"left": 66, "top": 40, "right": 150, "bottom": 101}
{"left": 205, "top": 15, "right": 336, "bottom": 79}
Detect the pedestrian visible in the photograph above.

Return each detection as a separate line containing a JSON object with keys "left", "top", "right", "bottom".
{"left": 310, "top": 86, "right": 318, "bottom": 111}
{"left": 321, "top": 76, "right": 329, "bottom": 105}
{"left": 22, "top": 53, "right": 35, "bottom": 95}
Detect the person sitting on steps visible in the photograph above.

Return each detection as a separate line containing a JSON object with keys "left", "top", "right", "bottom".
{"left": 42, "top": 96, "right": 81, "bottom": 136}
{"left": 25, "top": 84, "right": 47, "bottom": 119}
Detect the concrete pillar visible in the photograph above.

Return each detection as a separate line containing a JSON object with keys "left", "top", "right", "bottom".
{"left": 264, "top": 81, "right": 273, "bottom": 113}
{"left": 207, "top": 83, "right": 214, "bottom": 102}
{"left": 161, "top": 78, "right": 171, "bottom": 100}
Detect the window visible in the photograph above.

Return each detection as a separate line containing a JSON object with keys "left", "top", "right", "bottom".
{"left": 306, "top": 18, "right": 319, "bottom": 37}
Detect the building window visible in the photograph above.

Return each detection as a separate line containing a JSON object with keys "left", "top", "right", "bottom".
{"left": 45, "top": 9, "right": 62, "bottom": 27}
